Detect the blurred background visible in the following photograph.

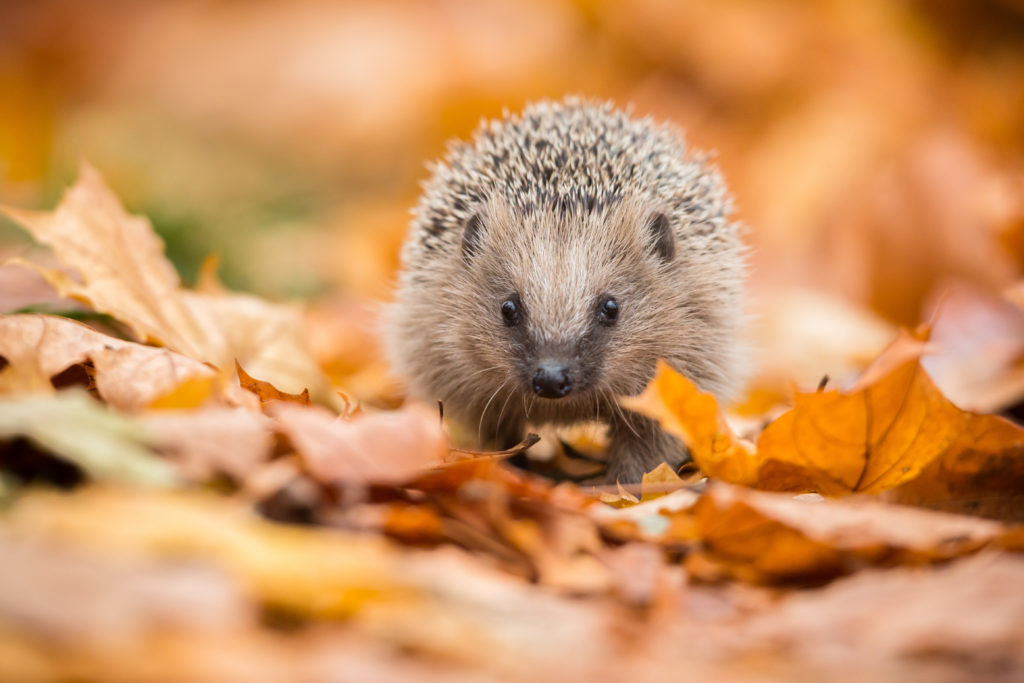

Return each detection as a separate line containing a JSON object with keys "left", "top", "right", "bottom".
{"left": 2, "top": 0, "right": 1023, "bottom": 403}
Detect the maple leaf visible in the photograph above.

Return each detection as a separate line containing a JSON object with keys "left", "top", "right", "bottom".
{"left": 624, "top": 330, "right": 1024, "bottom": 497}
{"left": 886, "top": 413, "right": 1024, "bottom": 522}
{"left": 0, "top": 165, "right": 334, "bottom": 405}
{"left": 0, "top": 314, "right": 228, "bottom": 411}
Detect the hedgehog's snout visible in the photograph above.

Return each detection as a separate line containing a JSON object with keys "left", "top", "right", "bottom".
{"left": 532, "top": 362, "right": 573, "bottom": 399}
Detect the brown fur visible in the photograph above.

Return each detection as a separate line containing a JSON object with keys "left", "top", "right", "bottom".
{"left": 387, "top": 98, "right": 746, "bottom": 483}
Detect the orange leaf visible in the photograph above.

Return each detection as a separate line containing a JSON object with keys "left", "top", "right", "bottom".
{"left": 624, "top": 330, "right": 1024, "bottom": 497}
{"left": 690, "top": 483, "right": 1004, "bottom": 584}
{"left": 621, "top": 359, "right": 760, "bottom": 485}
{"left": 236, "top": 361, "right": 311, "bottom": 408}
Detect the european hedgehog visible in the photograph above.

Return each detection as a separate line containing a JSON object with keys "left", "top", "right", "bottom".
{"left": 388, "top": 98, "right": 746, "bottom": 483}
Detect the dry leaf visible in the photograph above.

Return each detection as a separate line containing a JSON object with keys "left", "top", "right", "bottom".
{"left": 235, "top": 360, "right": 311, "bottom": 407}
{"left": 690, "top": 483, "right": 1004, "bottom": 584}
{"left": 0, "top": 535, "right": 251, "bottom": 641}
{"left": 621, "top": 359, "right": 760, "bottom": 485}
{"left": 1, "top": 166, "right": 333, "bottom": 406}
{"left": 921, "top": 281, "right": 1024, "bottom": 413}
{"left": 271, "top": 402, "right": 448, "bottom": 485}
{"left": 141, "top": 407, "right": 275, "bottom": 483}
{"left": 626, "top": 331, "right": 1024, "bottom": 498}
{"left": 639, "top": 462, "right": 686, "bottom": 502}
{"left": 2, "top": 486, "right": 420, "bottom": 621}
{"left": 0, "top": 390, "right": 179, "bottom": 487}
{"left": 754, "top": 330, "right": 960, "bottom": 495}
{"left": 0, "top": 314, "right": 222, "bottom": 411}
{"left": 742, "top": 552, "right": 1024, "bottom": 667}
{"left": 886, "top": 413, "right": 1024, "bottom": 522}
{"left": 0, "top": 165, "right": 224, "bottom": 361}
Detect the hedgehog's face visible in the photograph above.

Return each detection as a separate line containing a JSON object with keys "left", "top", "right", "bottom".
{"left": 452, "top": 198, "right": 692, "bottom": 421}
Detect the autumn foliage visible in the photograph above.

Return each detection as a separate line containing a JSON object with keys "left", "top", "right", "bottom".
{"left": 3, "top": 1, "right": 1024, "bottom": 682}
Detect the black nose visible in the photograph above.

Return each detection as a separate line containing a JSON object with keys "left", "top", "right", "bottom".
{"left": 532, "top": 363, "right": 573, "bottom": 398}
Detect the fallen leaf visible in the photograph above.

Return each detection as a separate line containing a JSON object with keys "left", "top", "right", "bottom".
{"left": 640, "top": 462, "right": 686, "bottom": 502}
{"left": 0, "top": 165, "right": 224, "bottom": 361}
{"left": 141, "top": 407, "right": 275, "bottom": 483}
{"left": 742, "top": 552, "right": 1024, "bottom": 668}
{"left": 689, "top": 483, "right": 1004, "bottom": 584}
{"left": 755, "top": 330, "right": 959, "bottom": 494}
{"left": 2, "top": 486, "right": 421, "bottom": 620}
{"left": 0, "top": 534, "right": 251, "bottom": 641}
{"left": 184, "top": 289, "right": 334, "bottom": 404}
{"left": 921, "top": 281, "right": 1024, "bottom": 413}
{"left": 625, "top": 331, "right": 1024, "bottom": 498}
{"left": 621, "top": 359, "right": 760, "bottom": 486}
{"left": 1, "top": 166, "right": 334, "bottom": 406}
{"left": 0, "top": 314, "right": 222, "bottom": 411}
{"left": 235, "top": 360, "right": 310, "bottom": 407}
{"left": 886, "top": 413, "right": 1024, "bottom": 522}
{"left": 0, "top": 390, "right": 179, "bottom": 487}
{"left": 271, "top": 402, "right": 448, "bottom": 485}
{"left": 449, "top": 433, "right": 541, "bottom": 461}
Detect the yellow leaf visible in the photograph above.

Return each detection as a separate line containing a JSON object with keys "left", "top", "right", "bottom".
{"left": 1, "top": 165, "right": 336, "bottom": 407}
{"left": 755, "top": 330, "right": 963, "bottom": 494}
{"left": 2, "top": 486, "right": 421, "bottom": 620}
{"left": 639, "top": 462, "right": 684, "bottom": 502}
{"left": 146, "top": 375, "right": 217, "bottom": 411}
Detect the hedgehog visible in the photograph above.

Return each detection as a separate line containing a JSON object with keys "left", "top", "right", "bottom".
{"left": 387, "top": 97, "right": 746, "bottom": 483}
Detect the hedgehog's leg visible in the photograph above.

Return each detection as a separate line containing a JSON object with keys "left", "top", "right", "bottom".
{"left": 604, "top": 414, "right": 688, "bottom": 485}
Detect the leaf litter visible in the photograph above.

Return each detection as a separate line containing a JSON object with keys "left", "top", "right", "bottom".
{"left": 0, "top": 167, "right": 1023, "bottom": 681}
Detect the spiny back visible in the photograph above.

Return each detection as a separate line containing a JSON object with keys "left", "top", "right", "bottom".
{"left": 408, "top": 98, "right": 734, "bottom": 260}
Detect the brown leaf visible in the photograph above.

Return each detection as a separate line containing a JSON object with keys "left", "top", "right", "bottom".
{"left": 141, "top": 407, "right": 275, "bottom": 483}
{"left": 272, "top": 402, "right": 448, "bottom": 485}
{"left": 1, "top": 166, "right": 334, "bottom": 406}
{"left": 886, "top": 413, "right": 1024, "bottom": 522}
{"left": 0, "top": 314, "right": 222, "bottom": 411}
{"left": 449, "top": 433, "right": 540, "bottom": 461}
{"left": 235, "top": 360, "right": 311, "bottom": 408}
{"left": 689, "top": 483, "right": 1004, "bottom": 584}
{"left": 0, "top": 164, "right": 224, "bottom": 361}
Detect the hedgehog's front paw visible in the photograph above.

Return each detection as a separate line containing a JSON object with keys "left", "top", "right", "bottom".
{"left": 604, "top": 415, "right": 688, "bottom": 485}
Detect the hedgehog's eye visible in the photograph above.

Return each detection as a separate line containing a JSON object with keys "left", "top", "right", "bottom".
{"left": 501, "top": 294, "right": 521, "bottom": 326}
{"left": 597, "top": 295, "right": 619, "bottom": 325}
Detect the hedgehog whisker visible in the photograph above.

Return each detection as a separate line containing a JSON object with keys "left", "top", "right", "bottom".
{"left": 495, "top": 384, "right": 517, "bottom": 436}
{"left": 462, "top": 364, "right": 504, "bottom": 383}
{"left": 604, "top": 386, "right": 643, "bottom": 442}
{"left": 477, "top": 377, "right": 510, "bottom": 445}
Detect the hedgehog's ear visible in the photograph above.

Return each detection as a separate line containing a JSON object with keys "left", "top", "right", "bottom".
{"left": 645, "top": 212, "right": 675, "bottom": 262}
{"left": 460, "top": 213, "right": 485, "bottom": 264}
